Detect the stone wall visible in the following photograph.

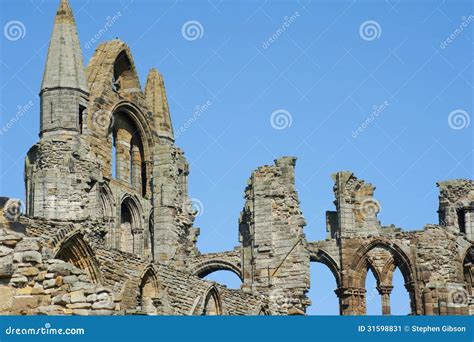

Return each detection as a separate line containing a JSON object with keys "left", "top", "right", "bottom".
{"left": 239, "top": 157, "right": 310, "bottom": 315}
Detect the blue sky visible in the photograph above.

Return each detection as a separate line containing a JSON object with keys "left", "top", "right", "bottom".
{"left": 0, "top": 0, "right": 472, "bottom": 315}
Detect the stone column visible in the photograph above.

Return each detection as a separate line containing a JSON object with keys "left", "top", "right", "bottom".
{"left": 377, "top": 285, "right": 393, "bottom": 315}
{"left": 132, "top": 228, "right": 143, "bottom": 257}
{"left": 116, "top": 139, "right": 130, "bottom": 183}
{"left": 144, "top": 160, "right": 153, "bottom": 198}
{"left": 131, "top": 145, "right": 142, "bottom": 194}
{"left": 336, "top": 287, "right": 366, "bottom": 315}
{"left": 464, "top": 207, "right": 474, "bottom": 241}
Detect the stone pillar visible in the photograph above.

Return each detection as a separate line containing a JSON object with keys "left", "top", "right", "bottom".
{"left": 144, "top": 160, "right": 153, "bottom": 198}
{"left": 336, "top": 287, "right": 366, "bottom": 315}
{"left": 152, "top": 144, "right": 195, "bottom": 265}
{"left": 422, "top": 288, "right": 434, "bottom": 315}
{"left": 116, "top": 139, "right": 130, "bottom": 183}
{"left": 132, "top": 228, "right": 143, "bottom": 257}
{"left": 377, "top": 285, "right": 393, "bottom": 315}
{"left": 131, "top": 144, "right": 142, "bottom": 194}
{"left": 465, "top": 207, "right": 474, "bottom": 241}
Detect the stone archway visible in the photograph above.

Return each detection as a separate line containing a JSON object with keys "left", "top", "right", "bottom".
{"left": 137, "top": 266, "right": 169, "bottom": 315}
{"left": 54, "top": 232, "right": 102, "bottom": 284}
{"left": 346, "top": 239, "right": 416, "bottom": 315}
{"left": 120, "top": 195, "right": 143, "bottom": 256}
{"left": 201, "top": 285, "right": 223, "bottom": 316}
{"left": 191, "top": 259, "right": 243, "bottom": 282}
{"left": 309, "top": 249, "right": 342, "bottom": 288}
{"left": 99, "top": 183, "right": 115, "bottom": 247}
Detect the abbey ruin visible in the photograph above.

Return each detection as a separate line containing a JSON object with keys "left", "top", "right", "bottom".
{"left": 0, "top": 0, "right": 472, "bottom": 316}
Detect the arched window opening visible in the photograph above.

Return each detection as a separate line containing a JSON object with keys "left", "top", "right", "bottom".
{"left": 202, "top": 287, "right": 222, "bottom": 316}
{"left": 139, "top": 269, "right": 159, "bottom": 315}
{"left": 109, "top": 111, "right": 146, "bottom": 194}
{"left": 99, "top": 185, "right": 115, "bottom": 247}
{"left": 390, "top": 267, "right": 411, "bottom": 315}
{"left": 307, "top": 262, "right": 339, "bottom": 315}
{"left": 112, "top": 51, "right": 133, "bottom": 93}
{"left": 120, "top": 201, "right": 134, "bottom": 254}
{"left": 365, "top": 269, "right": 381, "bottom": 315}
{"left": 203, "top": 270, "right": 241, "bottom": 290}
{"left": 55, "top": 233, "right": 102, "bottom": 284}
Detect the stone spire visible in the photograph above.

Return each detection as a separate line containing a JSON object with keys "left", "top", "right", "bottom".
{"left": 41, "top": 0, "right": 88, "bottom": 94}
{"left": 145, "top": 68, "right": 174, "bottom": 141}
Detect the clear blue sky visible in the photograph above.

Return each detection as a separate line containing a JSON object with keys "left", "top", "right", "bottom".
{"left": 0, "top": 0, "right": 472, "bottom": 315}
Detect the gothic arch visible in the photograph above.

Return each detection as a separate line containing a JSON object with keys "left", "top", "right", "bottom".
{"left": 201, "top": 284, "right": 223, "bottom": 316}
{"left": 309, "top": 249, "right": 341, "bottom": 288}
{"left": 257, "top": 305, "right": 271, "bottom": 315}
{"left": 86, "top": 40, "right": 142, "bottom": 97}
{"left": 137, "top": 265, "right": 172, "bottom": 315}
{"left": 109, "top": 103, "right": 153, "bottom": 197}
{"left": 348, "top": 239, "right": 416, "bottom": 314}
{"left": 120, "top": 194, "right": 143, "bottom": 254}
{"left": 54, "top": 231, "right": 102, "bottom": 284}
{"left": 112, "top": 50, "right": 141, "bottom": 93}
{"left": 110, "top": 102, "right": 153, "bottom": 161}
{"left": 349, "top": 239, "right": 414, "bottom": 288}
{"left": 99, "top": 183, "right": 115, "bottom": 219}
{"left": 191, "top": 260, "right": 243, "bottom": 281}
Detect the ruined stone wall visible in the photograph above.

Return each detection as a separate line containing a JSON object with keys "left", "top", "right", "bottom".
{"left": 239, "top": 157, "right": 310, "bottom": 315}
{"left": 0, "top": 202, "right": 119, "bottom": 316}
{"left": 25, "top": 136, "right": 101, "bottom": 222}
{"left": 0, "top": 199, "right": 266, "bottom": 316}
{"left": 7, "top": 0, "right": 473, "bottom": 317}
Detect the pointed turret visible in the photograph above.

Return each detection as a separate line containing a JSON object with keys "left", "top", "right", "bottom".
{"left": 41, "top": 0, "right": 88, "bottom": 93}
{"left": 40, "top": 0, "right": 89, "bottom": 137}
{"left": 145, "top": 68, "right": 174, "bottom": 141}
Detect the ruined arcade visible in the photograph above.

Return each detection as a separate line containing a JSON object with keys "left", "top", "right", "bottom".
{"left": 0, "top": 0, "right": 472, "bottom": 316}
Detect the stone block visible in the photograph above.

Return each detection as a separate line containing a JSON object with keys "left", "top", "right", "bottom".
{"left": 20, "top": 267, "right": 39, "bottom": 277}
{"left": 0, "top": 285, "right": 13, "bottom": 312}
{"left": 22, "top": 251, "right": 42, "bottom": 264}
{"left": 62, "top": 275, "right": 78, "bottom": 284}
{"left": 70, "top": 290, "right": 86, "bottom": 303}
{"left": 43, "top": 278, "right": 57, "bottom": 289}
{"left": 47, "top": 262, "right": 73, "bottom": 276}
{"left": 12, "top": 295, "right": 39, "bottom": 313}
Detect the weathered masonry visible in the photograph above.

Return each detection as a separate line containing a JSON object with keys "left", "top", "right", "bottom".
{"left": 0, "top": 0, "right": 472, "bottom": 316}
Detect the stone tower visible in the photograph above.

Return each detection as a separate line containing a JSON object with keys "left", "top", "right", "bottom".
{"left": 24, "top": 0, "right": 197, "bottom": 264}
{"left": 25, "top": 0, "right": 97, "bottom": 221}
{"left": 39, "top": 0, "right": 89, "bottom": 137}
